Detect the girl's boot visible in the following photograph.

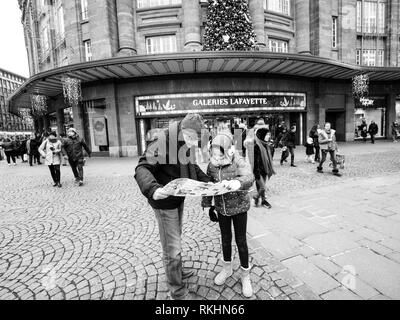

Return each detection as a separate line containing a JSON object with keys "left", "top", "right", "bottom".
{"left": 240, "top": 265, "right": 253, "bottom": 298}
{"left": 214, "top": 259, "right": 233, "bottom": 285}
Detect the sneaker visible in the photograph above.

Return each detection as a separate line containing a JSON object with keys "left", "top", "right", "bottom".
{"left": 333, "top": 172, "right": 342, "bottom": 177}
{"left": 261, "top": 200, "right": 272, "bottom": 209}
{"left": 290, "top": 164, "right": 297, "bottom": 167}
{"left": 8, "top": 164, "right": 10, "bottom": 166}
{"left": 53, "top": 183, "right": 58, "bottom": 187}
{"left": 78, "top": 181, "right": 84, "bottom": 186}
{"left": 57, "top": 183, "right": 62, "bottom": 188}
{"left": 317, "top": 168, "right": 323, "bottom": 173}
{"left": 13, "top": 163, "right": 17, "bottom": 166}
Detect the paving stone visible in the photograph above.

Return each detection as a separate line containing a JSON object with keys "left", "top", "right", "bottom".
{"left": 303, "top": 232, "right": 360, "bottom": 257}
{"left": 307, "top": 255, "right": 342, "bottom": 275}
{"left": 321, "top": 287, "right": 362, "bottom": 300}
{"left": 282, "top": 255, "right": 340, "bottom": 295}
{"left": 332, "top": 247, "right": 400, "bottom": 299}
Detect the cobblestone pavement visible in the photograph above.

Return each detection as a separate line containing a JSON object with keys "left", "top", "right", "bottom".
{"left": 0, "top": 156, "right": 315, "bottom": 300}
{"left": 0, "top": 141, "right": 399, "bottom": 300}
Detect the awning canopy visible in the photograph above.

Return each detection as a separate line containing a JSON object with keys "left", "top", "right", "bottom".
{"left": 8, "top": 51, "right": 400, "bottom": 111}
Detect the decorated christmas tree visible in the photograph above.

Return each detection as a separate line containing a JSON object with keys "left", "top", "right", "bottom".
{"left": 203, "top": 0, "right": 257, "bottom": 51}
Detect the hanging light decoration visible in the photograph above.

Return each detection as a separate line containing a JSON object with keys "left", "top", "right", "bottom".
{"left": 30, "top": 94, "right": 48, "bottom": 116}
{"left": 62, "top": 76, "right": 82, "bottom": 107}
{"left": 18, "top": 108, "right": 34, "bottom": 125}
{"left": 352, "top": 74, "right": 369, "bottom": 99}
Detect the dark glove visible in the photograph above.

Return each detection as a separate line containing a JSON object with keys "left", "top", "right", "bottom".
{"left": 209, "top": 206, "right": 219, "bottom": 222}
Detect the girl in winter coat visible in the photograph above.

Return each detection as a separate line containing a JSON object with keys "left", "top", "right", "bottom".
{"left": 304, "top": 137, "right": 315, "bottom": 163}
{"left": 39, "top": 131, "right": 63, "bottom": 187}
{"left": 202, "top": 132, "right": 255, "bottom": 298}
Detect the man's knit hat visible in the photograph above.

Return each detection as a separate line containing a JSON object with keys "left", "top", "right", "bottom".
{"left": 180, "top": 113, "right": 205, "bottom": 136}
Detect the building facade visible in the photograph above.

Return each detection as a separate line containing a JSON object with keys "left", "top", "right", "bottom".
{"left": 9, "top": 0, "right": 400, "bottom": 157}
{"left": 0, "top": 68, "right": 32, "bottom": 133}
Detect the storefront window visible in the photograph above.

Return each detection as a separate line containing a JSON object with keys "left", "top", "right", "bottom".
{"left": 48, "top": 112, "right": 58, "bottom": 133}
{"left": 354, "top": 96, "right": 386, "bottom": 139}
{"left": 395, "top": 99, "right": 400, "bottom": 122}
{"left": 137, "top": 0, "right": 181, "bottom": 9}
{"left": 82, "top": 100, "right": 109, "bottom": 153}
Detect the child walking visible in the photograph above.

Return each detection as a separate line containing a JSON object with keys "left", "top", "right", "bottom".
{"left": 202, "top": 132, "right": 255, "bottom": 298}
{"left": 304, "top": 137, "right": 315, "bottom": 163}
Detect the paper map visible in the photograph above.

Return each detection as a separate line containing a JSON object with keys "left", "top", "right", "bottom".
{"left": 162, "top": 178, "right": 239, "bottom": 197}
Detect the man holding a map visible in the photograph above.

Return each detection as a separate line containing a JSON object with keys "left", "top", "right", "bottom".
{"left": 134, "top": 113, "right": 211, "bottom": 300}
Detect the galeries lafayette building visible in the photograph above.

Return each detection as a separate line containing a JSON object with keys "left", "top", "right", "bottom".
{"left": 8, "top": 52, "right": 400, "bottom": 157}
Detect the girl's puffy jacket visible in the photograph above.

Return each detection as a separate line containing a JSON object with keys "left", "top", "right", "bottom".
{"left": 202, "top": 154, "right": 254, "bottom": 216}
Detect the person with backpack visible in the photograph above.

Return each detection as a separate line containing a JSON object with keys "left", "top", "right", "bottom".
{"left": 62, "top": 128, "right": 91, "bottom": 186}
{"left": 38, "top": 131, "right": 63, "bottom": 187}
{"left": 202, "top": 132, "right": 255, "bottom": 298}
{"left": 135, "top": 113, "right": 211, "bottom": 300}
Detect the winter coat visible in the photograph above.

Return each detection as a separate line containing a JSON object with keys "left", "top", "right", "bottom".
{"left": 39, "top": 139, "right": 62, "bottom": 165}
{"left": 318, "top": 129, "right": 338, "bottom": 151}
{"left": 360, "top": 123, "right": 368, "bottom": 137}
{"left": 304, "top": 143, "right": 315, "bottom": 155}
{"left": 391, "top": 123, "right": 399, "bottom": 136}
{"left": 27, "top": 138, "right": 40, "bottom": 155}
{"left": 309, "top": 129, "right": 319, "bottom": 147}
{"left": 1, "top": 139, "right": 16, "bottom": 152}
{"left": 202, "top": 153, "right": 254, "bottom": 216}
{"left": 281, "top": 131, "right": 296, "bottom": 148}
{"left": 135, "top": 120, "right": 210, "bottom": 210}
{"left": 62, "top": 136, "right": 91, "bottom": 161}
{"left": 368, "top": 123, "right": 378, "bottom": 136}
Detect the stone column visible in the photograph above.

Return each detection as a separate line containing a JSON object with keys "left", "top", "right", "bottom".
{"left": 389, "top": 1, "right": 399, "bottom": 66}
{"left": 249, "top": 0, "right": 266, "bottom": 50}
{"left": 182, "top": 0, "right": 202, "bottom": 51}
{"left": 117, "top": 0, "right": 137, "bottom": 55}
{"left": 295, "top": 0, "right": 311, "bottom": 54}
{"left": 56, "top": 108, "right": 65, "bottom": 135}
{"left": 345, "top": 93, "right": 355, "bottom": 141}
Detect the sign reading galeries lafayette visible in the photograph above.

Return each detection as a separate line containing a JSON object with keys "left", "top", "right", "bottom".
{"left": 135, "top": 92, "right": 306, "bottom": 117}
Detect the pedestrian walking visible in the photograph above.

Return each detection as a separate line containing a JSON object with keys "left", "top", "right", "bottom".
{"left": 246, "top": 125, "right": 275, "bottom": 209}
{"left": 202, "top": 132, "right": 255, "bottom": 298}
{"left": 317, "top": 122, "right": 341, "bottom": 177}
{"left": 134, "top": 113, "right": 211, "bottom": 300}
{"left": 368, "top": 120, "right": 378, "bottom": 144}
{"left": 62, "top": 128, "right": 91, "bottom": 186}
{"left": 391, "top": 121, "right": 400, "bottom": 142}
{"left": 309, "top": 124, "right": 320, "bottom": 162}
{"left": 1, "top": 136, "right": 17, "bottom": 166}
{"left": 280, "top": 124, "right": 297, "bottom": 167}
{"left": 359, "top": 118, "right": 368, "bottom": 143}
{"left": 38, "top": 131, "right": 63, "bottom": 187}
{"left": 304, "top": 137, "right": 315, "bottom": 163}
{"left": 26, "top": 133, "right": 42, "bottom": 166}
{"left": 60, "top": 133, "right": 68, "bottom": 166}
